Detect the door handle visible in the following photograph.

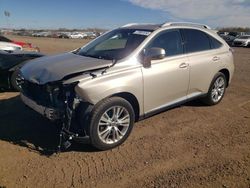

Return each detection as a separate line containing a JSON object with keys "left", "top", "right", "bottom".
{"left": 212, "top": 56, "right": 220, "bottom": 61}
{"left": 179, "top": 63, "right": 189, "bottom": 68}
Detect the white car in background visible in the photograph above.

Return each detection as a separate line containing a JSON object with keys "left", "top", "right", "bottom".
{"left": 84, "top": 32, "right": 97, "bottom": 39}
{"left": 0, "top": 41, "right": 22, "bottom": 52}
{"left": 233, "top": 35, "right": 250, "bottom": 47}
{"left": 69, "top": 32, "right": 87, "bottom": 39}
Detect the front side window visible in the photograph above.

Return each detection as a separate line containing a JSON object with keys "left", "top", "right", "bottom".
{"left": 182, "top": 29, "right": 211, "bottom": 53}
{"left": 77, "top": 29, "right": 152, "bottom": 60}
{"left": 146, "top": 30, "right": 183, "bottom": 57}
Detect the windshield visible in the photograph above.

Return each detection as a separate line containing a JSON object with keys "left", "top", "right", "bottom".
{"left": 76, "top": 28, "right": 152, "bottom": 60}
{"left": 238, "top": 36, "right": 250, "bottom": 39}
{"left": 0, "top": 36, "right": 12, "bottom": 42}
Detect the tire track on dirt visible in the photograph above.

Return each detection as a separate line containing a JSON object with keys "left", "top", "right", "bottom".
{"left": 76, "top": 161, "right": 84, "bottom": 185}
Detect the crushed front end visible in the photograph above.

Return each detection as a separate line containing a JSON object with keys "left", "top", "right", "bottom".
{"left": 21, "top": 80, "right": 63, "bottom": 120}
{"left": 20, "top": 78, "right": 90, "bottom": 151}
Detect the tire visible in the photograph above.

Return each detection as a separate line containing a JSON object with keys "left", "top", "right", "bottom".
{"left": 10, "top": 69, "right": 22, "bottom": 91}
{"left": 202, "top": 72, "right": 227, "bottom": 106}
{"left": 88, "top": 97, "right": 135, "bottom": 150}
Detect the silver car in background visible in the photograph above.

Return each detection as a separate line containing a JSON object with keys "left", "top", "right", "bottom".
{"left": 19, "top": 22, "right": 234, "bottom": 150}
{"left": 233, "top": 35, "right": 250, "bottom": 47}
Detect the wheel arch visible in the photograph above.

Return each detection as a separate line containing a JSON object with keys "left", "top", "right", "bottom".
{"left": 111, "top": 92, "right": 140, "bottom": 122}
{"left": 219, "top": 68, "right": 230, "bottom": 87}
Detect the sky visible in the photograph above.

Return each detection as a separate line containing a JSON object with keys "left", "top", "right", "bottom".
{"left": 0, "top": 0, "right": 250, "bottom": 29}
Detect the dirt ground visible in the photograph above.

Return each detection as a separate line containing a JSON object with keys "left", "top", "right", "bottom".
{"left": 0, "top": 36, "right": 250, "bottom": 188}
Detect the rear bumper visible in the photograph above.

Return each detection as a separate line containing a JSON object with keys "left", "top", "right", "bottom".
{"left": 21, "top": 93, "right": 61, "bottom": 120}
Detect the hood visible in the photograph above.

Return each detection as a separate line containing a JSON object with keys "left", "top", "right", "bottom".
{"left": 21, "top": 52, "right": 112, "bottom": 84}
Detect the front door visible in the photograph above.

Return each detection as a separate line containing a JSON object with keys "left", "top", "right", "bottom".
{"left": 141, "top": 29, "right": 190, "bottom": 114}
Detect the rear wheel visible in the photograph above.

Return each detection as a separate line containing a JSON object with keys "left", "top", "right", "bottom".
{"left": 202, "top": 72, "right": 226, "bottom": 105}
{"left": 88, "top": 97, "right": 135, "bottom": 150}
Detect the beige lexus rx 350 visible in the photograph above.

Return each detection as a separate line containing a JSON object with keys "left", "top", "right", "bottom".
{"left": 19, "top": 22, "right": 234, "bottom": 150}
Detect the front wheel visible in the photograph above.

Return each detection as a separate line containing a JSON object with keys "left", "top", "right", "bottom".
{"left": 10, "top": 69, "right": 22, "bottom": 91}
{"left": 88, "top": 97, "right": 135, "bottom": 150}
{"left": 202, "top": 72, "right": 227, "bottom": 105}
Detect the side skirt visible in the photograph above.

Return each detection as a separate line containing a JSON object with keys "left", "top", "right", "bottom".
{"left": 139, "top": 93, "right": 207, "bottom": 121}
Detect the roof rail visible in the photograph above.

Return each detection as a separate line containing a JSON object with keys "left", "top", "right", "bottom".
{"left": 121, "top": 23, "right": 156, "bottom": 28}
{"left": 121, "top": 23, "right": 139, "bottom": 28}
{"left": 161, "top": 22, "right": 211, "bottom": 29}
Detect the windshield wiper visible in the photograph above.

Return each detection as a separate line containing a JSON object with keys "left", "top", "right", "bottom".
{"left": 77, "top": 52, "right": 113, "bottom": 60}
{"left": 97, "top": 54, "right": 114, "bottom": 60}
{"left": 78, "top": 53, "right": 98, "bottom": 59}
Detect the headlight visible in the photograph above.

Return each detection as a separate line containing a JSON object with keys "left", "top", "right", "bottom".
{"left": 13, "top": 46, "right": 22, "bottom": 51}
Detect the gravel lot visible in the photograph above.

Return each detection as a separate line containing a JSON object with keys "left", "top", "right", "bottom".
{"left": 0, "top": 36, "right": 250, "bottom": 188}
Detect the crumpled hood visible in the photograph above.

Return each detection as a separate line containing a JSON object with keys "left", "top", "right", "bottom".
{"left": 21, "top": 52, "right": 112, "bottom": 84}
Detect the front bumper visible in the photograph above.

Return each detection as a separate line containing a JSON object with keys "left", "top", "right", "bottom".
{"left": 21, "top": 92, "right": 91, "bottom": 149}
{"left": 21, "top": 93, "right": 61, "bottom": 120}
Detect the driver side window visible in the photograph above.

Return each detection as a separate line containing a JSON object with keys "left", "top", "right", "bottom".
{"left": 147, "top": 30, "right": 183, "bottom": 57}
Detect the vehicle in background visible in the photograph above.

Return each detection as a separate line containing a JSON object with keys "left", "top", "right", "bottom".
{"left": 232, "top": 35, "right": 250, "bottom": 47}
{"left": 32, "top": 32, "right": 52, "bottom": 37}
{"left": 57, "top": 32, "right": 70, "bottom": 39}
{"left": 69, "top": 32, "right": 87, "bottom": 39}
{"left": 0, "top": 50, "right": 44, "bottom": 91}
{"left": 218, "top": 31, "right": 229, "bottom": 36}
{"left": 228, "top": 31, "right": 246, "bottom": 38}
{"left": 15, "top": 31, "right": 33, "bottom": 36}
{"left": 84, "top": 32, "right": 97, "bottom": 39}
{"left": 0, "top": 41, "right": 22, "bottom": 52}
{"left": 219, "top": 34, "right": 236, "bottom": 46}
{"left": 0, "top": 35, "right": 40, "bottom": 52}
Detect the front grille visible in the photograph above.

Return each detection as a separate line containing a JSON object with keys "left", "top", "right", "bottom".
{"left": 21, "top": 80, "right": 51, "bottom": 106}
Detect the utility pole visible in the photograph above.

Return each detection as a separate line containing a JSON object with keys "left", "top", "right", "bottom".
{"left": 4, "top": 10, "right": 11, "bottom": 29}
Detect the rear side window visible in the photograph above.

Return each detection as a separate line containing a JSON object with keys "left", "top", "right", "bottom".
{"left": 182, "top": 29, "right": 210, "bottom": 53}
{"left": 209, "top": 36, "right": 222, "bottom": 49}
{"left": 147, "top": 30, "right": 183, "bottom": 57}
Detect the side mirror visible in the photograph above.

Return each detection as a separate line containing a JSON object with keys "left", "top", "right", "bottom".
{"left": 143, "top": 47, "right": 166, "bottom": 68}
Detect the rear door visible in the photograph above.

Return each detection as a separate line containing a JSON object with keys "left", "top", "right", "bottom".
{"left": 181, "top": 29, "right": 223, "bottom": 97}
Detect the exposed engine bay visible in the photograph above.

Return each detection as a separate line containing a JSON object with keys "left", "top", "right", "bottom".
{"left": 18, "top": 50, "right": 118, "bottom": 151}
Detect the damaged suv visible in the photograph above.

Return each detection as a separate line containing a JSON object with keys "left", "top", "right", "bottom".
{"left": 19, "top": 22, "right": 234, "bottom": 150}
